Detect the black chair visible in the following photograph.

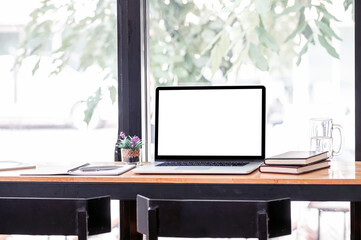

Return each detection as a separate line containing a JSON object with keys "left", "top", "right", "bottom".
{"left": 0, "top": 196, "right": 111, "bottom": 240}
{"left": 137, "top": 195, "right": 291, "bottom": 240}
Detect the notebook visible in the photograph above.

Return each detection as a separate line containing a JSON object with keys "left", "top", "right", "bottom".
{"left": 264, "top": 151, "right": 329, "bottom": 165}
{"left": 259, "top": 160, "right": 330, "bottom": 174}
{"left": 133, "top": 85, "right": 265, "bottom": 174}
{"left": 0, "top": 161, "right": 36, "bottom": 171}
{"left": 21, "top": 163, "right": 135, "bottom": 176}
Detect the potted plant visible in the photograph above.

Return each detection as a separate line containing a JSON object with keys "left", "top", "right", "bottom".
{"left": 116, "top": 132, "right": 143, "bottom": 164}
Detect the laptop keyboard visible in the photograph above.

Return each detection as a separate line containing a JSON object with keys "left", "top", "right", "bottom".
{"left": 156, "top": 161, "right": 249, "bottom": 167}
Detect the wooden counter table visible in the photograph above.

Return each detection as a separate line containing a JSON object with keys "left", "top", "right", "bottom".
{"left": 0, "top": 161, "right": 361, "bottom": 239}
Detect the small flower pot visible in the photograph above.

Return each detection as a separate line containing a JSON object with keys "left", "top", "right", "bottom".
{"left": 121, "top": 149, "right": 141, "bottom": 165}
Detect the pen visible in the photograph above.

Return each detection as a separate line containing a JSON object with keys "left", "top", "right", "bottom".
{"left": 79, "top": 166, "right": 121, "bottom": 172}
{"left": 67, "top": 163, "right": 90, "bottom": 173}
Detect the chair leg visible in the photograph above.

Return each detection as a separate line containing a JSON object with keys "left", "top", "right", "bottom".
{"left": 258, "top": 212, "right": 269, "bottom": 240}
{"left": 77, "top": 210, "right": 88, "bottom": 240}
{"left": 317, "top": 210, "right": 321, "bottom": 240}
{"left": 344, "top": 211, "right": 347, "bottom": 240}
{"left": 147, "top": 207, "right": 158, "bottom": 240}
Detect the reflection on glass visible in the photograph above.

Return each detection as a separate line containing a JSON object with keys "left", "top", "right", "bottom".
{"left": 148, "top": 0, "right": 354, "bottom": 161}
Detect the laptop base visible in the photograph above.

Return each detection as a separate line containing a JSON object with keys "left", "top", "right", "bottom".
{"left": 132, "top": 160, "right": 263, "bottom": 174}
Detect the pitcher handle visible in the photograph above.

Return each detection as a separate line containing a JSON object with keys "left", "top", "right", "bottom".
{"left": 332, "top": 124, "right": 344, "bottom": 156}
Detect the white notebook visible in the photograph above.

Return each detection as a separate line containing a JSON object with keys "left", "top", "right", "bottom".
{"left": 0, "top": 161, "right": 36, "bottom": 171}
{"left": 21, "top": 163, "right": 135, "bottom": 176}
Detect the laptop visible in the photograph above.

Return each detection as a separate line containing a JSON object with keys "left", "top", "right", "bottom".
{"left": 133, "top": 85, "right": 265, "bottom": 174}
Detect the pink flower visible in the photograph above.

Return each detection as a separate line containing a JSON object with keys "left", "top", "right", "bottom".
{"left": 120, "top": 132, "right": 126, "bottom": 139}
{"left": 131, "top": 136, "right": 140, "bottom": 147}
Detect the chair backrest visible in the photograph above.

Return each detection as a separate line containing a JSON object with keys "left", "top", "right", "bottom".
{"left": 0, "top": 196, "right": 111, "bottom": 236}
{"left": 137, "top": 195, "right": 291, "bottom": 239}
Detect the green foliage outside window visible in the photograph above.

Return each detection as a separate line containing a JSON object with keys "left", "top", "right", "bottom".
{"left": 150, "top": 0, "right": 353, "bottom": 85}
{"left": 13, "top": 0, "right": 353, "bottom": 124}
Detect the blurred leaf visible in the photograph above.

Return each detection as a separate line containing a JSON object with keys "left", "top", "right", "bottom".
{"left": 284, "top": 21, "right": 307, "bottom": 42}
{"left": 84, "top": 88, "right": 102, "bottom": 126}
{"left": 315, "top": 20, "right": 342, "bottom": 41}
{"left": 302, "top": 24, "right": 315, "bottom": 44}
{"left": 32, "top": 58, "right": 41, "bottom": 76}
{"left": 315, "top": 4, "right": 340, "bottom": 22}
{"left": 254, "top": 0, "right": 270, "bottom": 16}
{"left": 318, "top": 34, "right": 340, "bottom": 59}
{"left": 296, "top": 38, "right": 311, "bottom": 65}
{"left": 29, "top": 45, "right": 43, "bottom": 55}
{"left": 210, "top": 33, "right": 229, "bottom": 75}
{"left": 200, "top": 30, "right": 223, "bottom": 55}
{"left": 218, "top": 33, "right": 230, "bottom": 55}
{"left": 277, "top": 3, "right": 305, "bottom": 17}
{"left": 256, "top": 25, "right": 279, "bottom": 52}
{"left": 108, "top": 85, "right": 117, "bottom": 104}
{"left": 344, "top": 0, "right": 353, "bottom": 10}
{"left": 248, "top": 43, "right": 269, "bottom": 71}
{"left": 210, "top": 43, "right": 223, "bottom": 75}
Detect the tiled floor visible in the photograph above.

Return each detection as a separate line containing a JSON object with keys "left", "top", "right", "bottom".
{"left": 0, "top": 201, "right": 350, "bottom": 240}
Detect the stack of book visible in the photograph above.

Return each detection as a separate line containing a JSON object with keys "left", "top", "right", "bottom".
{"left": 259, "top": 151, "right": 330, "bottom": 174}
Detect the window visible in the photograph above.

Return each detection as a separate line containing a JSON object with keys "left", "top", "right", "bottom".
{"left": 0, "top": 0, "right": 118, "bottom": 164}
{"left": 146, "top": 0, "right": 355, "bottom": 161}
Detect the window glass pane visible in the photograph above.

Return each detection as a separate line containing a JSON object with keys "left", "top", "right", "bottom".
{"left": 148, "top": 0, "right": 354, "bottom": 161}
{"left": 0, "top": 0, "right": 118, "bottom": 164}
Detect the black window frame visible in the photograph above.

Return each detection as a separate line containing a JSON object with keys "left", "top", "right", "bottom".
{"left": 356, "top": 1, "right": 361, "bottom": 160}
{"left": 118, "top": 0, "right": 361, "bottom": 160}
{"left": 117, "top": 0, "right": 142, "bottom": 138}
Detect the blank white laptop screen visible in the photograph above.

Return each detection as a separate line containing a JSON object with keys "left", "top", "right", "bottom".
{"left": 157, "top": 88, "right": 263, "bottom": 157}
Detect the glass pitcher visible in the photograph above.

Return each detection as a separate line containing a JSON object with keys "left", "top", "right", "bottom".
{"left": 309, "top": 118, "right": 344, "bottom": 159}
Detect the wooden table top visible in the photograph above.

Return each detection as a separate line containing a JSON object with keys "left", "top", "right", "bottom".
{"left": 0, "top": 161, "right": 358, "bottom": 185}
